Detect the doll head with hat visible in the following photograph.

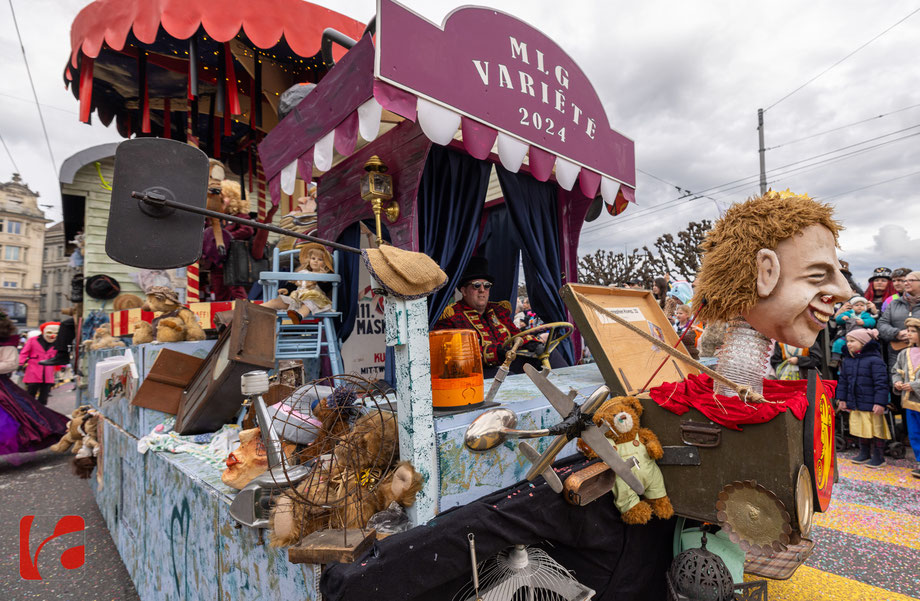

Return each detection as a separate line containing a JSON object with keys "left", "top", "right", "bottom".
{"left": 298, "top": 243, "right": 333, "bottom": 274}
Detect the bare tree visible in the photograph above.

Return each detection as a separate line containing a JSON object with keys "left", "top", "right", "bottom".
{"left": 578, "top": 220, "right": 712, "bottom": 285}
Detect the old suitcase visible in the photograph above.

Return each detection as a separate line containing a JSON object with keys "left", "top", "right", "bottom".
{"left": 131, "top": 349, "right": 205, "bottom": 414}
{"left": 175, "top": 301, "right": 277, "bottom": 434}
{"left": 562, "top": 283, "right": 828, "bottom": 551}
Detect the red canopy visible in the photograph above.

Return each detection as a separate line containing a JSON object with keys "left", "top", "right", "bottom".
{"left": 69, "top": 0, "right": 366, "bottom": 68}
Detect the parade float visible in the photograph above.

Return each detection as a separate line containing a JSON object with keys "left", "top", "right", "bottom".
{"left": 59, "top": 1, "right": 842, "bottom": 600}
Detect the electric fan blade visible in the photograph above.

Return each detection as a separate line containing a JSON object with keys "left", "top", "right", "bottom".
{"left": 106, "top": 137, "right": 209, "bottom": 268}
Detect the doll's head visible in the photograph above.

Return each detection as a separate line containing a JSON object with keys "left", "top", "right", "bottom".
{"left": 220, "top": 179, "right": 249, "bottom": 215}
{"left": 298, "top": 243, "right": 333, "bottom": 273}
{"left": 906, "top": 317, "right": 920, "bottom": 347}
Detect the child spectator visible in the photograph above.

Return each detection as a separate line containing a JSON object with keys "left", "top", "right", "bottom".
{"left": 830, "top": 296, "right": 877, "bottom": 365}
{"left": 836, "top": 328, "right": 891, "bottom": 468}
{"left": 891, "top": 317, "right": 920, "bottom": 479}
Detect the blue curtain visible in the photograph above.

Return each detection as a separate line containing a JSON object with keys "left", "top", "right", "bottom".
{"left": 335, "top": 223, "right": 363, "bottom": 342}
{"left": 478, "top": 205, "right": 521, "bottom": 309}
{"left": 417, "top": 145, "right": 492, "bottom": 327}
{"left": 496, "top": 166, "right": 574, "bottom": 365}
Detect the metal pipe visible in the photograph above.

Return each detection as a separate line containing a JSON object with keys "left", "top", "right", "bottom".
{"left": 130, "top": 191, "right": 361, "bottom": 255}
{"left": 320, "top": 28, "right": 358, "bottom": 66}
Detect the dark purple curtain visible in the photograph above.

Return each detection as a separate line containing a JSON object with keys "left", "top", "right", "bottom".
{"left": 496, "top": 166, "right": 574, "bottom": 365}
{"left": 417, "top": 145, "right": 492, "bottom": 327}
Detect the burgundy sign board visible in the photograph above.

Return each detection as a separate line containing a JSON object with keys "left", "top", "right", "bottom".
{"left": 376, "top": 0, "right": 636, "bottom": 188}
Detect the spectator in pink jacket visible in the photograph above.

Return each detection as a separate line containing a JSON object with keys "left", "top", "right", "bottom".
{"left": 19, "top": 322, "right": 60, "bottom": 405}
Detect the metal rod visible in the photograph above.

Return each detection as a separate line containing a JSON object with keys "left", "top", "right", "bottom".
{"left": 130, "top": 191, "right": 361, "bottom": 255}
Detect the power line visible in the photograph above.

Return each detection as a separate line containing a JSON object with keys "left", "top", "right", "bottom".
{"left": 764, "top": 7, "right": 920, "bottom": 111}
{"left": 816, "top": 169, "right": 920, "bottom": 201}
{"left": 0, "top": 91, "right": 80, "bottom": 116}
{"left": 8, "top": 0, "right": 57, "bottom": 174}
{"left": 0, "top": 128, "right": 20, "bottom": 173}
{"left": 584, "top": 130, "right": 920, "bottom": 235}
{"left": 766, "top": 102, "right": 920, "bottom": 150}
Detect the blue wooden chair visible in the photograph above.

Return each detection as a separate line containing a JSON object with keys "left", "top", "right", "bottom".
{"left": 259, "top": 247, "right": 344, "bottom": 375}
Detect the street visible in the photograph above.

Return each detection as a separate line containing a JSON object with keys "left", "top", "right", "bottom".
{"left": 754, "top": 447, "right": 920, "bottom": 600}
{"left": 0, "top": 383, "right": 139, "bottom": 601}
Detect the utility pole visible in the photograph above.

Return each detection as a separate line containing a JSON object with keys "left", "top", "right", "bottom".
{"left": 757, "top": 108, "right": 767, "bottom": 195}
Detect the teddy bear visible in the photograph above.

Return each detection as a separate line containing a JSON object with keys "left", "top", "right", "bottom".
{"left": 131, "top": 286, "right": 206, "bottom": 344}
{"left": 576, "top": 396, "right": 673, "bottom": 525}
{"left": 72, "top": 410, "right": 100, "bottom": 479}
{"left": 84, "top": 326, "right": 127, "bottom": 350}
{"left": 50, "top": 405, "right": 94, "bottom": 454}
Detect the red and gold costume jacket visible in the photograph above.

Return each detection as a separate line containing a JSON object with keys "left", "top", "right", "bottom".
{"left": 433, "top": 299, "right": 539, "bottom": 367}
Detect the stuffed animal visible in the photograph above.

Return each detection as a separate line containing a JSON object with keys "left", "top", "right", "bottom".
{"left": 50, "top": 405, "right": 94, "bottom": 454}
{"left": 132, "top": 321, "right": 154, "bottom": 345}
{"left": 141, "top": 286, "right": 206, "bottom": 343}
{"left": 72, "top": 410, "right": 100, "bottom": 478}
{"left": 577, "top": 396, "right": 673, "bottom": 525}
{"left": 84, "top": 326, "right": 126, "bottom": 350}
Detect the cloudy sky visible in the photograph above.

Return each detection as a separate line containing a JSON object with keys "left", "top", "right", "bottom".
{"left": 1, "top": 0, "right": 918, "bottom": 287}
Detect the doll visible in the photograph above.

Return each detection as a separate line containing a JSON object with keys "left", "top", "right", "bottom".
{"left": 201, "top": 162, "right": 254, "bottom": 301}
{"left": 262, "top": 243, "right": 333, "bottom": 324}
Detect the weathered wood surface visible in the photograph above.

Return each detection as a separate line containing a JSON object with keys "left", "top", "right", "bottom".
{"left": 317, "top": 119, "right": 431, "bottom": 250}
{"left": 288, "top": 529, "right": 376, "bottom": 565}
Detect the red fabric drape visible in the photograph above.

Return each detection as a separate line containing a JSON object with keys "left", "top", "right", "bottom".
{"left": 648, "top": 374, "right": 837, "bottom": 431}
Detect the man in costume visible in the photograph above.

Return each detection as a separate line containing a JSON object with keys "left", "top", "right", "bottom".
{"left": 434, "top": 257, "right": 543, "bottom": 376}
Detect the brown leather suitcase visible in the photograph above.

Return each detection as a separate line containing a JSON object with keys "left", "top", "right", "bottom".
{"left": 175, "top": 301, "right": 277, "bottom": 434}
{"left": 131, "top": 349, "right": 204, "bottom": 414}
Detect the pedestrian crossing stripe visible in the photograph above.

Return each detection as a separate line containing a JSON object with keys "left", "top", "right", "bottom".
{"left": 746, "top": 565, "right": 918, "bottom": 601}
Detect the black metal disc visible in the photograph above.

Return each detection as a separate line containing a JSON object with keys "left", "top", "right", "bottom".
{"left": 106, "top": 138, "right": 209, "bottom": 269}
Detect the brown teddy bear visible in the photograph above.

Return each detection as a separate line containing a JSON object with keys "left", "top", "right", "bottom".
{"left": 84, "top": 326, "right": 126, "bottom": 351}
{"left": 50, "top": 405, "right": 94, "bottom": 454}
{"left": 73, "top": 410, "right": 100, "bottom": 478}
{"left": 132, "top": 286, "right": 206, "bottom": 344}
{"left": 577, "top": 396, "right": 673, "bottom": 525}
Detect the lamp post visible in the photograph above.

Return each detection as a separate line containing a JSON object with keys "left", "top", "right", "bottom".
{"left": 360, "top": 155, "right": 398, "bottom": 243}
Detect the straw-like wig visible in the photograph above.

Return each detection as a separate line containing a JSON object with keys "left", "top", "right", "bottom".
{"left": 693, "top": 190, "right": 842, "bottom": 323}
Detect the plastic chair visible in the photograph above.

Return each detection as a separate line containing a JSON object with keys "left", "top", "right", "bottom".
{"left": 258, "top": 247, "right": 344, "bottom": 375}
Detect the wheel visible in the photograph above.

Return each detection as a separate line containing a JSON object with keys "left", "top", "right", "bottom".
{"left": 835, "top": 433, "right": 847, "bottom": 453}
{"left": 503, "top": 322, "right": 574, "bottom": 369}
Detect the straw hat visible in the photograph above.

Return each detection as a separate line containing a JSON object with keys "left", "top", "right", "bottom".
{"left": 113, "top": 294, "right": 145, "bottom": 311}
{"left": 905, "top": 317, "right": 920, "bottom": 329}
{"left": 362, "top": 245, "right": 447, "bottom": 300}
{"left": 297, "top": 242, "right": 334, "bottom": 272}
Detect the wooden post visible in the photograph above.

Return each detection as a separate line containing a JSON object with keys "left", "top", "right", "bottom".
{"left": 385, "top": 296, "right": 437, "bottom": 525}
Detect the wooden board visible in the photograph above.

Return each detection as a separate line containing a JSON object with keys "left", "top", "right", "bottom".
{"left": 288, "top": 529, "right": 376, "bottom": 565}
{"left": 561, "top": 284, "right": 699, "bottom": 396}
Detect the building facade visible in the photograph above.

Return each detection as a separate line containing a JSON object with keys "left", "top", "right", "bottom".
{"left": 40, "top": 221, "right": 74, "bottom": 323}
{"left": 0, "top": 173, "right": 49, "bottom": 328}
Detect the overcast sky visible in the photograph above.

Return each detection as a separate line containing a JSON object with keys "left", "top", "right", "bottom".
{"left": 1, "top": 0, "right": 918, "bottom": 287}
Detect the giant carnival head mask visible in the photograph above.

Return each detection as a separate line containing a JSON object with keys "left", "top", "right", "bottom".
{"left": 693, "top": 190, "right": 850, "bottom": 347}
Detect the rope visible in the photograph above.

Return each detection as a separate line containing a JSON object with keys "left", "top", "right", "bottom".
{"left": 574, "top": 292, "right": 766, "bottom": 403}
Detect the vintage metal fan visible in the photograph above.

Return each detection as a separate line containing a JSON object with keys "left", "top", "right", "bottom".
{"left": 261, "top": 375, "right": 399, "bottom": 556}
{"left": 453, "top": 534, "right": 595, "bottom": 601}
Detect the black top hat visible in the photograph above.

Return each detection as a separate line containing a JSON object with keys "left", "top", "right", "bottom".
{"left": 869, "top": 267, "right": 892, "bottom": 281}
{"left": 457, "top": 256, "right": 494, "bottom": 289}
{"left": 84, "top": 274, "right": 121, "bottom": 300}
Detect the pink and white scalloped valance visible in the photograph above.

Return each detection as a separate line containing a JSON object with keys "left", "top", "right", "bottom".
{"left": 270, "top": 78, "right": 635, "bottom": 209}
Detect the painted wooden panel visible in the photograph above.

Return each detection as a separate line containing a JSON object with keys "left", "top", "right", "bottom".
{"left": 434, "top": 363, "right": 606, "bottom": 509}
{"left": 143, "top": 451, "right": 221, "bottom": 601}
{"left": 216, "top": 502, "right": 320, "bottom": 601}
{"left": 317, "top": 119, "right": 431, "bottom": 250}
{"left": 118, "top": 430, "right": 148, "bottom": 591}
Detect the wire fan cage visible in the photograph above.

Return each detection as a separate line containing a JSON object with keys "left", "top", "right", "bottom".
{"left": 266, "top": 375, "right": 398, "bottom": 544}
{"left": 453, "top": 544, "right": 595, "bottom": 601}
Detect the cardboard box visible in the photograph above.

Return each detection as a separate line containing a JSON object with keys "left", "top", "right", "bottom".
{"left": 188, "top": 300, "right": 263, "bottom": 329}
{"left": 110, "top": 309, "right": 155, "bottom": 336}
